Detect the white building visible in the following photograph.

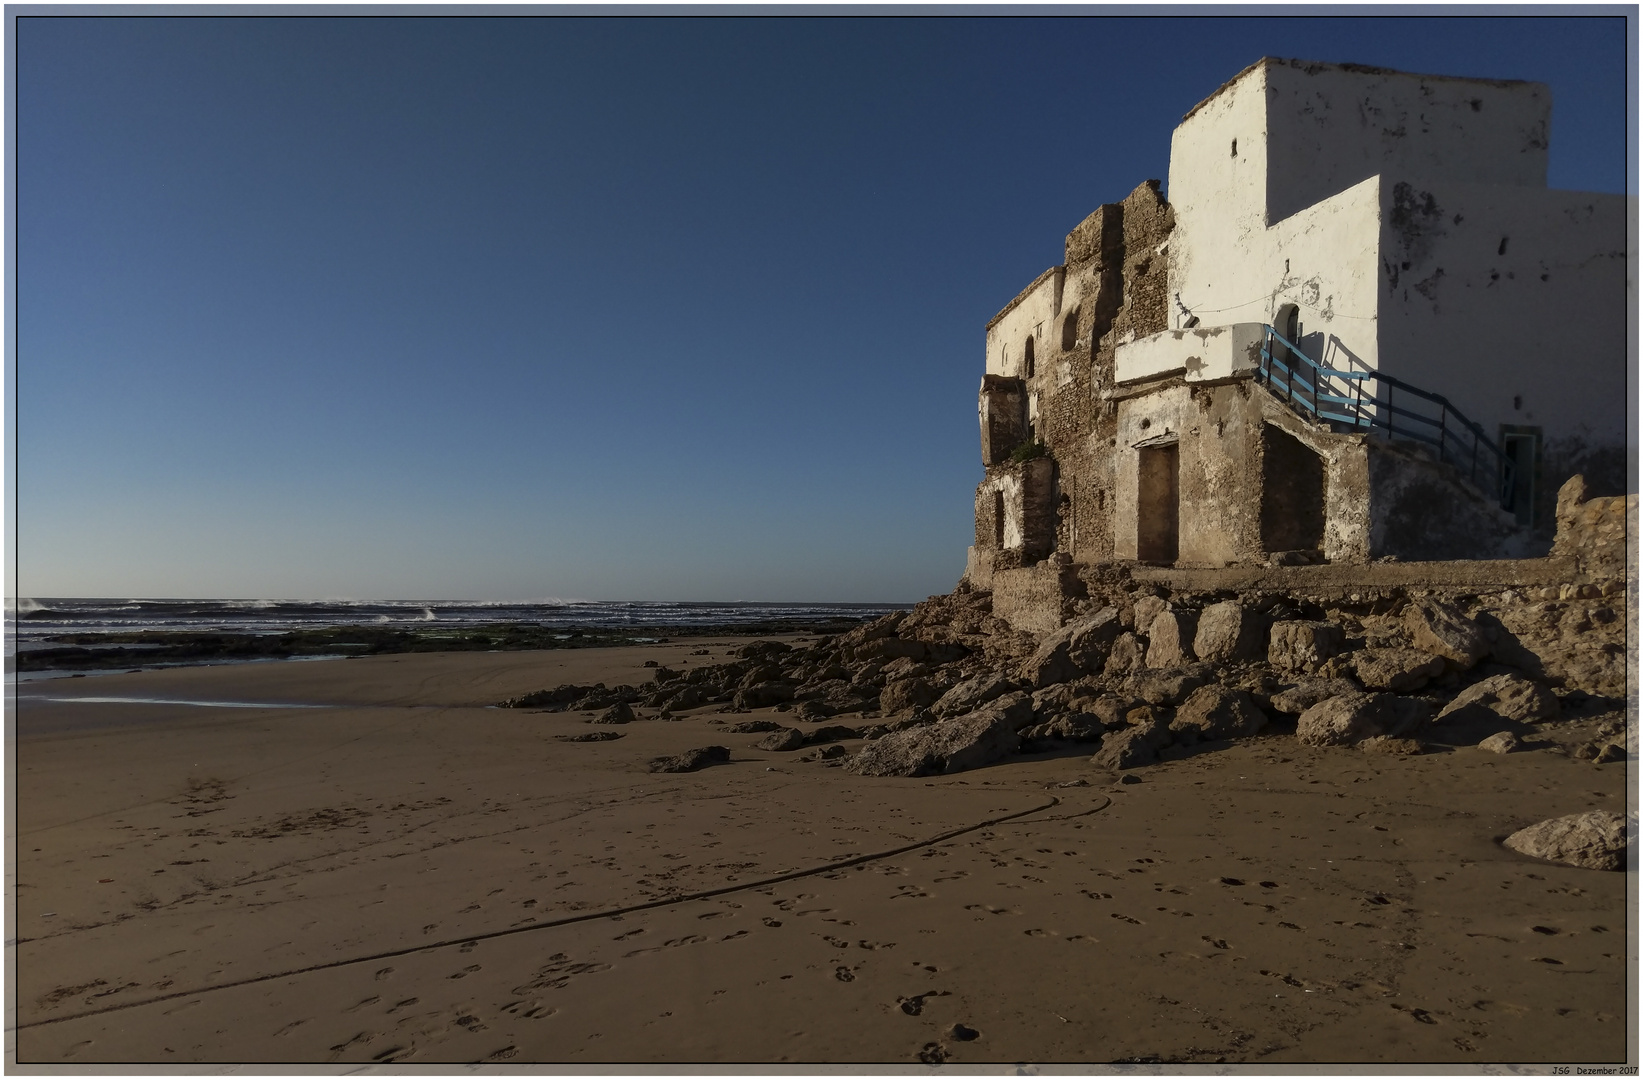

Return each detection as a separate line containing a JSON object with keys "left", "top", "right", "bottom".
{"left": 968, "top": 58, "right": 1631, "bottom": 587}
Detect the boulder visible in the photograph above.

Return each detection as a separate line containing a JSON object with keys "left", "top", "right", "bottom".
{"left": 1269, "top": 678, "right": 1359, "bottom": 715}
{"left": 1295, "top": 692, "right": 1425, "bottom": 747}
{"left": 880, "top": 677, "right": 939, "bottom": 715}
{"left": 1477, "top": 731, "right": 1519, "bottom": 754}
{"left": 755, "top": 727, "right": 809, "bottom": 752}
{"left": 1192, "top": 601, "right": 1267, "bottom": 663}
{"left": 662, "top": 686, "right": 704, "bottom": 711}
{"left": 799, "top": 744, "right": 849, "bottom": 763}
{"left": 736, "top": 640, "right": 793, "bottom": 660}
{"left": 845, "top": 693, "right": 1030, "bottom": 777}
{"left": 592, "top": 701, "right": 637, "bottom": 725}
{"left": 1268, "top": 621, "right": 1344, "bottom": 673}
{"left": 1351, "top": 648, "right": 1446, "bottom": 692}
{"left": 501, "top": 683, "right": 600, "bottom": 709}
{"left": 1128, "top": 666, "right": 1212, "bottom": 706}
{"left": 648, "top": 745, "right": 731, "bottom": 773}
{"left": 1021, "top": 712, "right": 1106, "bottom": 743}
{"left": 1131, "top": 594, "right": 1169, "bottom": 635}
{"left": 794, "top": 699, "right": 835, "bottom": 720}
{"left": 1436, "top": 673, "right": 1560, "bottom": 725}
{"left": 1017, "top": 608, "right": 1121, "bottom": 689}
{"left": 650, "top": 666, "right": 681, "bottom": 683}
{"left": 722, "top": 719, "right": 787, "bottom": 733}
{"left": 1169, "top": 685, "right": 1268, "bottom": 743}
{"left": 932, "top": 672, "right": 1015, "bottom": 718}
{"left": 854, "top": 637, "right": 927, "bottom": 663}
{"left": 733, "top": 681, "right": 796, "bottom": 709}
{"left": 1145, "top": 609, "right": 1198, "bottom": 669}
{"left": 807, "top": 724, "right": 863, "bottom": 744}
{"left": 880, "top": 657, "right": 930, "bottom": 680}
{"left": 1405, "top": 599, "right": 1490, "bottom": 670}
{"left": 1090, "top": 710, "right": 1172, "bottom": 770}
{"left": 1503, "top": 811, "right": 1629, "bottom": 871}
{"left": 1103, "top": 632, "right": 1146, "bottom": 678}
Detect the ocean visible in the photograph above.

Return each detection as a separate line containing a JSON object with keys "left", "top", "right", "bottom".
{"left": 7, "top": 597, "right": 906, "bottom": 680}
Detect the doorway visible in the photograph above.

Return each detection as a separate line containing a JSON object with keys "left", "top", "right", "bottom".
{"left": 1261, "top": 424, "right": 1327, "bottom": 553}
{"left": 1137, "top": 443, "right": 1180, "bottom": 563}
{"left": 1499, "top": 425, "right": 1541, "bottom": 526}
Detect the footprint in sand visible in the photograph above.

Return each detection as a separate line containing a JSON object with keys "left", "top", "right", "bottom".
{"left": 1110, "top": 913, "right": 1143, "bottom": 925}
{"left": 344, "top": 996, "right": 381, "bottom": 1013}
{"left": 834, "top": 966, "right": 856, "bottom": 982}
{"left": 273, "top": 1020, "right": 308, "bottom": 1037}
{"left": 823, "top": 935, "right": 851, "bottom": 949}
{"left": 386, "top": 998, "right": 419, "bottom": 1013}
{"left": 374, "top": 967, "right": 395, "bottom": 981}
{"left": 917, "top": 1042, "right": 948, "bottom": 1064}
{"left": 1080, "top": 890, "right": 1112, "bottom": 900}
{"left": 447, "top": 965, "right": 481, "bottom": 980}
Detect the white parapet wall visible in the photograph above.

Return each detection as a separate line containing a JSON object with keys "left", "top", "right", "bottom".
{"left": 1114, "top": 323, "right": 1268, "bottom": 385}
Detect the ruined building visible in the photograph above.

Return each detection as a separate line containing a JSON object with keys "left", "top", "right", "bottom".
{"left": 966, "top": 58, "right": 1630, "bottom": 614}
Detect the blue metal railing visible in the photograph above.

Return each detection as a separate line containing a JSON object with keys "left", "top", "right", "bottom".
{"left": 1256, "top": 325, "right": 1516, "bottom": 510}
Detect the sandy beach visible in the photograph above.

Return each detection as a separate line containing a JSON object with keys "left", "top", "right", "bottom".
{"left": 10, "top": 642, "right": 1631, "bottom": 1067}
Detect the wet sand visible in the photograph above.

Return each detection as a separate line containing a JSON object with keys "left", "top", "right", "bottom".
{"left": 10, "top": 643, "right": 1632, "bottom": 1067}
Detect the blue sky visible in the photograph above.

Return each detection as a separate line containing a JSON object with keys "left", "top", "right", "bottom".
{"left": 14, "top": 13, "right": 1631, "bottom": 602}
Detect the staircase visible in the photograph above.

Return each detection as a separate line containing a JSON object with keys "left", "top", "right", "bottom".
{"left": 1255, "top": 325, "right": 1516, "bottom": 510}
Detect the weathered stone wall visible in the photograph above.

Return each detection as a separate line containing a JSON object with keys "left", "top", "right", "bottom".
{"left": 978, "top": 375, "right": 1027, "bottom": 466}
{"left": 1365, "top": 439, "right": 1537, "bottom": 561}
{"left": 990, "top": 555, "right": 1085, "bottom": 636}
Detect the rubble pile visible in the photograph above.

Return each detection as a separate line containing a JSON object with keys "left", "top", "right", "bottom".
{"left": 502, "top": 569, "right": 1628, "bottom": 782}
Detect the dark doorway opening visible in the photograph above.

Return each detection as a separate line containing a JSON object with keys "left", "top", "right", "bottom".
{"left": 1499, "top": 425, "right": 1541, "bottom": 527}
{"left": 1261, "top": 424, "right": 1327, "bottom": 554}
{"left": 1137, "top": 443, "right": 1180, "bottom": 563}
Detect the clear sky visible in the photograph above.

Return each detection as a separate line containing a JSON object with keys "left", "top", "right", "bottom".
{"left": 14, "top": 13, "right": 1631, "bottom": 603}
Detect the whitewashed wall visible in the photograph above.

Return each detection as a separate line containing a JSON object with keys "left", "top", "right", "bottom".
{"left": 1376, "top": 180, "right": 1630, "bottom": 447}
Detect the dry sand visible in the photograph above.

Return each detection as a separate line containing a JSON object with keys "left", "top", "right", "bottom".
{"left": 9, "top": 642, "right": 1633, "bottom": 1068}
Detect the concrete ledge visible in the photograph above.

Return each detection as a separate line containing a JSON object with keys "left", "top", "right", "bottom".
{"left": 1128, "top": 556, "right": 1581, "bottom": 594}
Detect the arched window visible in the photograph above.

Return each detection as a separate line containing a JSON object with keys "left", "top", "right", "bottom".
{"left": 1061, "top": 310, "right": 1079, "bottom": 351}
{"left": 1275, "top": 303, "right": 1300, "bottom": 343}
{"left": 1023, "top": 336, "right": 1035, "bottom": 378}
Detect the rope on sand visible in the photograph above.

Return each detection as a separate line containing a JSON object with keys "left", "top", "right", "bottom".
{"left": 17, "top": 792, "right": 1110, "bottom": 1030}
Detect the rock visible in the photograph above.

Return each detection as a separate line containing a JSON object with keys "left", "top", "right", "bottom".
{"left": 880, "top": 657, "right": 930, "bottom": 680}
{"left": 807, "top": 724, "right": 863, "bottom": 744}
{"left": 1103, "top": 632, "right": 1145, "bottom": 678}
{"left": 1131, "top": 594, "right": 1169, "bottom": 635}
{"left": 1477, "top": 731, "right": 1519, "bottom": 754}
{"left": 1436, "top": 673, "right": 1560, "bottom": 725}
{"left": 1268, "top": 621, "right": 1344, "bottom": 673}
{"left": 1358, "top": 735, "right": 1425, "bottom": 755}
{"left": 1351, "top": 648, "right": 1446, "bottom": 692}
{"left": 1405, "top": 599, "right": 1490, "bottom": 670}
{"left": 556, "top": 731, "right": 626, "bottom": 742}
{"left": 1021, "top": 712, "right": 1105, "bottom": 743}
{"left": 932, "top": 672, "right": 1016, "bottom": 718}
{"left": 650, "top": 666, "right": 680, "bottom": 683}
{"left": 1145, "top": 609, "right": 1198, "bottom": 669}
{"left": 855, "top": 637, "right": 927, "bottom": 663}
{"left": 662, "top": 686, "right": 704, "bottom": 711}
{"left": 1169, "top": 685, "right": 1267, "bottom": 743}
{"left": 1017, "top": 608, "right": 1121, "bottom": 689}
{"left": 1592, "top": 742, "right": 1625, "bottom": 764}
{"left": 723, "top": 719, "right": 787, "bottom": 733}
{"left": 500, "top": 683, "right": 601, "bottom": 709}
{"left": 845, "top": 693, "right": 1030, "bottom": 777}
{"left": 736, "top": 640, "right": 793, "bottom": 660}
{"left": 648, "top": 746, "right": 731, "bottom": 773}
{"left": 755, "top": 727, "right": 808, "bottom": 752}
{"left": 591, "top": 701, "right": 637, "bottom": 725}
{"left": 1503, "top": 811, "right": 1629, "bottom": 871}
{"left": 1269, "top": 678, "right": 1359, "bottom": 715}
{"left": 799, "top": 744, "right": 849, "bottom": 762}
{"left": 1088, "top": 694, "right": 1132, "bottom": 729}
{"left": 1295, "top": 692, "right": 1422, "bottom": 747}
{"left": 794, "top": 699, "right": 835, "bottom": 720}
{"left": 733, "top": 682, "right": 796, "bottom": 709}
{"left": 880, "top": 677, "right": 939, "bottom": 715}
{"left": 1192, "top": 601, "right": 1266, "bottom": 663}
{"left": 1127, "top": 666, "right": 1212, "bottom": 706}
{"left": 1090, "top": 711, "right": 1172, "bottom": 770}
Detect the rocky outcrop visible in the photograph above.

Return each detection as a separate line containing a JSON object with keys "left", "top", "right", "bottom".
{"left": 1169, "top": 685, "right": 1267, "bottom": 743}
{"left": 1503, "top": 811, "right": 1629, "bottom": 871}
{"left": 846, "top": 693, "right": 1030, "bottom": 777}
{"left": 649, "top": 746, "right": 731, "bottom": 773}
{"left": 1017, "top": 608, "right": 1121, "bottom": 688}
{"left": 1268, "top": 621, "right": 1343, "bottom": 673}
{"left": 1296, "top": 692, "right": 1428, "bottom": 747}
{"left": 1436, "top": 673, "right": 1560, "bottom": 725}
{"left": 1405, "top": 599, "right": 1490, "bottom": 670}
{"left": 1349, "top": 648, "right": 1445, "bottom": 692}
{"left": 1192, "top": 600, "right": 1266, "bottom": 663}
